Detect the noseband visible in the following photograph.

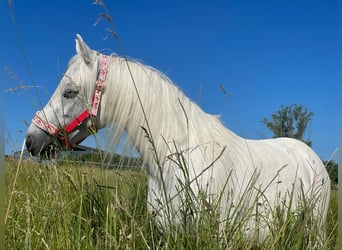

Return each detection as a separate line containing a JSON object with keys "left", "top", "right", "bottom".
{"left": 32, "top": 54, "right": 108, "bottom": 149}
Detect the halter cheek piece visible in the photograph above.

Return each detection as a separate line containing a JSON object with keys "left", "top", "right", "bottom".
{"left": 32, "top": 55, "right": 108, "bottom": 149}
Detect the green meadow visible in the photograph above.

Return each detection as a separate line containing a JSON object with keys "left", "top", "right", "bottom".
{"left": 5, "top": 158, "right": 337, "bottom": 249}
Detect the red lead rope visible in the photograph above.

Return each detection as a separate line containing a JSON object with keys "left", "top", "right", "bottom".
{"left": 32, "top": 55, "right": 108, "bottom": 148}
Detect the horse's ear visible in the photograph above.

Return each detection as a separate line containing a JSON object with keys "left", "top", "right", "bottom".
{"left": 75, "top": 34, "right": 97, "bottom": 66}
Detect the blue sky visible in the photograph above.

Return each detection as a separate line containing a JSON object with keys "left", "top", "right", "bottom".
{"left": 1, "top": 1, "right": 340, "bottom": 161}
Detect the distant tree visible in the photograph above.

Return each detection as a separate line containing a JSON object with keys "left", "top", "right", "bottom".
{"left": 261, "top": 104, "right": 313, "bottom": 146}
{"left": 324, "top": 160, "right": 338, "bottom": 187}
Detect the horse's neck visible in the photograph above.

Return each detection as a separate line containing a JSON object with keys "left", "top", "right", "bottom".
{"left": 103, "top": 56, "right": 241, "bottom": 170}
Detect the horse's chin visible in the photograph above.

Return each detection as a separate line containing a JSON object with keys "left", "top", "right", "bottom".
{"left": 26, "top": 124, "right": 88, "bottom": 158}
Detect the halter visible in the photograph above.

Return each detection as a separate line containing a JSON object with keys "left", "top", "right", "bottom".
{"left": 32, "top": 54, "right": 108, "bottom": 149}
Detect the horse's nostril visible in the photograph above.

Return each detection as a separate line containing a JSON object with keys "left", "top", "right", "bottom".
{"left": 26, "top": 135, "right": 32, "bottom": 150}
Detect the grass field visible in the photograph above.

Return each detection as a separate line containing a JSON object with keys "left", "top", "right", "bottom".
{"left": 5, "top": 158, "right": 338, "bottom": 249}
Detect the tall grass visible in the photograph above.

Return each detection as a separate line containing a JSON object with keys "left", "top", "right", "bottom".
{"left": 5, "top": 158, "right": 337, "bottom": 249}
{"left": 5, "top": 159, "right": 150, "bottom": 249}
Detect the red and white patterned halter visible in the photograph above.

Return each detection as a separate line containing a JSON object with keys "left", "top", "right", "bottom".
{"left": 32, "top": 54, "right": 108, "bottom": 149}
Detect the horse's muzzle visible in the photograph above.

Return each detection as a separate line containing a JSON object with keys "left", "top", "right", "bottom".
{"left": 25, "top": 124, "right": 55, "bottom": 157}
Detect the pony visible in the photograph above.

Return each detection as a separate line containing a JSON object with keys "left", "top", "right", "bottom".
{"left": 26, "top": 34, "right": 330, "bottom": 242}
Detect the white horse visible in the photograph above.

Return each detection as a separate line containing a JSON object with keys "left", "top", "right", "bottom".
{"left": 26, "top": 35, "right": 330, "bottom": 242}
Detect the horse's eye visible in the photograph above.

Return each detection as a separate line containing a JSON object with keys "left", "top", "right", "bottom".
{"left": 63, "top": 87, "right": 79, "bottom": 99}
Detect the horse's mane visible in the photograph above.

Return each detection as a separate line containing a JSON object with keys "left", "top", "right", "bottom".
{"left": 85, "top": 53, "right": 246, "bottom": 171}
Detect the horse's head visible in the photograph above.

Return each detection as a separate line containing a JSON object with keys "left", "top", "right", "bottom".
{"left": 26, "top": 35, "right": 108, "bottom": 157}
